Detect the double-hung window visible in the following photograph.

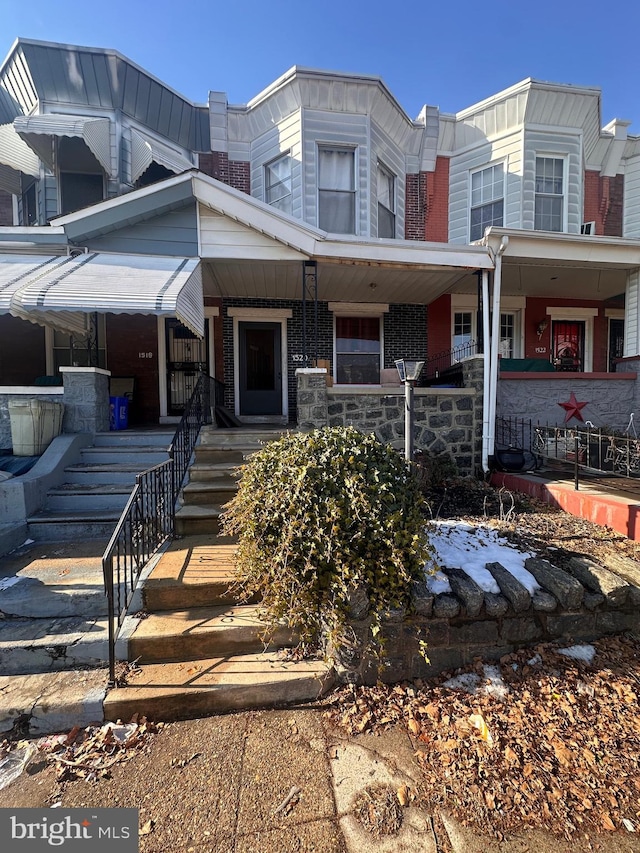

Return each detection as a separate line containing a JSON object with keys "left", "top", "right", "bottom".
{"left": 377, "top": 162, "right": 395, "bottom": 238}
{"left": 470, "top": 163, "right": 503, "bottom": 241}
{"left": 335, "top": 315, "right": 382, "bottom": 384}
{"left": 318, "top": 146, "right": 355, "bottom": 234}
{"left": 265, "top": 153, "right": 292, "bottom": 215}
{"left": 534, "top": 157, "right": 564, "bottom": 231}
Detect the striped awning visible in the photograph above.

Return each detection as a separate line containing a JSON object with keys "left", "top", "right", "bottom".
{"left": 0, "top": 124, "right": 40, "bottom": 194}
{"left": 13, "top": 114, "right": 112, "bottom": 175}
{"left": 2, "top": 252, "right": 204, "bottom": 337}
{"left": 130, "top": 128, "right": 193, "bottom": 182}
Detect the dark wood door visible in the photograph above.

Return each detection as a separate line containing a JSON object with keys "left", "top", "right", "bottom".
{"left": 238, "top": 321, "right": 282, "bottom": 415}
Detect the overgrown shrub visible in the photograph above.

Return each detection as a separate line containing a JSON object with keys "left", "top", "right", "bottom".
{"left": 221, "top": 426, "right": 433, "bottom": 657}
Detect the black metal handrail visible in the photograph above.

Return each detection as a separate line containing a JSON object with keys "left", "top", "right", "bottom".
{"left": 422, "top": 339, "right": 478, "bottom": 382}
{"left": 102, "top": 372, "right": 224, "bottom": 685}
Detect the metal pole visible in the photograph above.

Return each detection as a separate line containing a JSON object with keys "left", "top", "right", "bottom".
{"left": 574, "top": 434, "right": 579, "bottom": 491}
{"left": 405, "top": 380, "right": 414, "bottom": 462}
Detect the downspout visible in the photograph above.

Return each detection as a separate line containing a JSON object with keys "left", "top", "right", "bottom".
{"left": 481, "top": 269, "right": 491, "bottom": 472}
{"left": 486, "top": 236, "right": 509, "bottom": 469}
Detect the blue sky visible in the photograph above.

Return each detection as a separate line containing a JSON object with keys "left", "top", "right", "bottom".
{"left": 2, "top": 0, "right": 640, "bottom": 129}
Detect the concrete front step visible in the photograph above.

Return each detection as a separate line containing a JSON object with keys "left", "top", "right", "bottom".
{"left": 141, "top": 535, "right": 239, "bottom": 611}
{"left": 198, "top": 427, "right": 287, "bottom": 447}
{"left": 93, "top": 430, "right": 173, "bottom": 448}
{"left": 46, "top": 483, "right": 132, "bottom": 512}
{"left": 80, "top": 446, "right": 170, "bottom": 465}
{"left": 175, "top": 504, "right": 223, "bottom": 536}
{"left": 181, "top": 480, "right": 237, "bottom": 506}
{"left": 193, "top": 446, "right": 258, "bottom": 465}
{"left": 103, "top": 652, "right": 334, "bottom": 723}
{"left": 27, "top": 510, "right": 122, "bottom": 541}
{"left": 188, "top": 462, "right": 240, "bottom": 482}
{"left": 0, "top": 614, "right": 109, "bottom": 674}
{"left": 63, "top": 463, "right": 151, "bottom": 485}
{"left": 128, "top": 604, "right": 297, "bottom": 663}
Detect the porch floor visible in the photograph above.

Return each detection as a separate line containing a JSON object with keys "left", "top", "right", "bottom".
{"left": 491, "top": 468, "right": 640, "bottom": 541}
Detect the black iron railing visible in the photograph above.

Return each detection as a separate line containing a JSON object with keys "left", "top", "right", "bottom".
{"left": 102, "top": 373, "right": 224, "bottom": 685}
{"left": 495, "top": 416, "right": 640, "bottom": 488}
{"left": 422, "top": 340, "right": 478, "bottom": 383}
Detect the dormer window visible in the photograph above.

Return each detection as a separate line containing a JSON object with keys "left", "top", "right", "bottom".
{"left": 470, "top": 163, "right": 503, "bottom": 241}
{"left": 318, "top": 146, "right": 355, "bottom": 234}
{"left": 265, "top": 153, "right": 292, "bottom": 215}
{"left": 377, "top": 162, "right": 396, "bottom": 238}
{"left": 534, "top": 157, "right": 564, "bottom": 232}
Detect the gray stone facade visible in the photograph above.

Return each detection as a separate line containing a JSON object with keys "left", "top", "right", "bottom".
{"left": 296, "top": 357, "right": 483, "bottom": 477}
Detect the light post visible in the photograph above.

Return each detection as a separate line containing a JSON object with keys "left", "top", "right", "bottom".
{"left": 395, "top": 359, "right": 424, "bottom": 463}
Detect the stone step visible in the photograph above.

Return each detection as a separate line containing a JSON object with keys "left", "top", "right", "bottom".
{"left": 27, "top": 510, "right": 121, "bottom": 541}
{"left": 188, "top": 462, "right": 240, "bottom": 482}
{"left": 46, "top": 483, "right": 132, "bottom": 512}
{"left": 63, "top": 463, "right": 150, "bottom": 485}
{"left": 174, "top": 504, "right": 224, "bottom": 536}
{"left": 0, "top": 615, "right": 109, "bottom": 675}
{"left": 181, "top": 481, "right": 238, "bottom": 506}
{"left": 128, "top": 604, "right": 296, "bottom": 663}
{"left": 92, "top": 430, "right": 173, "bottom": 448}
{"left": 198, "top": 427, "right": 286, "bottom": 447}
{"left": 103, "top": 652, "right": 333, "bottom": 723}
{"left": 80, "top": 446, "right": 170, "bottom": 465}
{"left": 141, "top": 535, "right": 239, "bottom": 611}
{"left": 193, "top": 447, "right": 257, "bottom": 465}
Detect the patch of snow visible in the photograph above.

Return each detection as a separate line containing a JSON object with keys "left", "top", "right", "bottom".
{"left": 424, "top": 521, "right": 540, "bottom": 596}
{"left": 558, "top": 644, "right": 596, "bottom": 664}
{"left": 443, "top": 672, "right": 481, "bottom": 693}
{"left": 0, "top": 576, "right": 22, "bottom": 591}
{"left": 443, "top": 665, "right": 509, "bottom": 699}
{"left": 527, "top": 654, "right": 542, "bottom": 666}
{"left": 21, "top": 538, "right": 34, "bottom": 546}
{"left": 426, "top": 570, "right": 452, "bottom": 594}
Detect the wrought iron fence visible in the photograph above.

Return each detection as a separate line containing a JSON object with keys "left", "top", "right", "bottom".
{"left": 102, "top": 372, "right": 224, "bottom": 685}
{"left": 422, "top": 339, "right": 478, "bottom": 383}
{"left": 495, "top": 416, "right": 640, "bottom": 486}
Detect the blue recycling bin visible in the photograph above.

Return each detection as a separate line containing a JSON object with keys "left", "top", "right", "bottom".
{"left": 109, "top": 396, "right": 129, "bottom": 430}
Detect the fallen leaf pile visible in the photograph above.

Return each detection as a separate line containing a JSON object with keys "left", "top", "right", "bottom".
{"left": 327, "top": 634, "right": 640, "bottom": 839}
{"left": 352, "top": 784, "right": 404, "bottom": 837}
{"left": 37, "top": 716, "right": 162, "bottom": 784}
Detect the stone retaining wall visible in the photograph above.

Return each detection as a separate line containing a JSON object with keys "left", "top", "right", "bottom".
{"left": 296, "top": 357, "right": 484, "bottom": 477}
{"left": 332, "top": 550, "right": 640, "bottom": 685}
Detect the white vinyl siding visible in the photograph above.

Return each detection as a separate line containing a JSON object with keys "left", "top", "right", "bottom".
{"left": 371, "top": 119, "right": 405, "bottom": 238}
{"left": 448, "top": 129, "right": 521, "bottom": 243}
{"left": 251, "top": 109, "right": 303, "bottom": 221}
{"left": 264, "top": 153, "right": 292, "bottom": 215}
{"left": 624, "top": 269, "right": 640, "bottom": 357}
{"left": 623, "top": 155, "right": 640, "bottom": 239}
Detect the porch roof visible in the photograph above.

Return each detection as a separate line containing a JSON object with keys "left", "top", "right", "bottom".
{"left": 478, "top": 227, "right": 640, "bottom": 300}
{"left": 13, "top": 114, "right": 112, "bottom": 174}
{"left": 1, "top": 252, "right": 204, "bottom": 336}
{"left": 0, "top": 123, "right": 40, "bottom": 194}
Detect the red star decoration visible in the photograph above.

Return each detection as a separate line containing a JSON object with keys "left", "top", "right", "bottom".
{"left": 558, "top": 391, "right": 588, "bottom": 423}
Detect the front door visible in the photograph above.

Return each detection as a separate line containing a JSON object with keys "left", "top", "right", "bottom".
{"left": 552, "top": 320, "right": 585, "bottom": 371}
{"left": 609, "top": 318, "right": 624, "bottom": 372}
{"left": 166, "top": 318, "right": 209, "bottom": 415}
{"left": 238, "top": 321, "right": 282, "bottom": 416}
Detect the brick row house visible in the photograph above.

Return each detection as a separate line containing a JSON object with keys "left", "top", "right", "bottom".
{"left": 2, "top": 38, "right": 640, "bottom": 461}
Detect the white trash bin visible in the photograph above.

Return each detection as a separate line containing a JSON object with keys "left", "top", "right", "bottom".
{"left": 8, "top": 399, "right": 64, "bottom": 456}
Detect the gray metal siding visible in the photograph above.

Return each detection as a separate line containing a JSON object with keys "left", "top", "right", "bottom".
{"left": 43, "top": 174, "right": 58, "bottom": 221}
{"left": 251, "top": 110, "right": 303, "bottom": 220}
{"left": 302, "top": 109, "right": 369, "bottom": 234}
{"left": 370, "top": 120, "right": 405, "bottom": 238}
{"left": 85, "top": 204, "right": 198, "bottom": 256}
{"left": 522, "top": 130, "right": 582, "bottom": 233}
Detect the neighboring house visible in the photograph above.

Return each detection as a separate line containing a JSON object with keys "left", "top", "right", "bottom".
{"left": 1, "top": 38, "right": 640, "bottom": 440}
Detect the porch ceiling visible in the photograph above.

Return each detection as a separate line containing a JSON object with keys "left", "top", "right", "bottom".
{"left": 203, "top": 259, "right": 481, "bottom": 304}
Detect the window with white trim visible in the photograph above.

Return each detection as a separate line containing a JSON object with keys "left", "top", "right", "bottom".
{"left": 318, "top": 146, "right": 356, "bottom": 234}
{"left": 452, "top": 308, "right": 521, "bottom": 359}
{"left": 335, "top": 315, "right": 382, "bottom": 384}
{"left": 534, "top": 157, "right": 564, "bottom": 232}
{"left": 265, "top": 153, "right": 292, "bottom": 215}
{"left": 470, "top": 163, "right": 503, "bottom": 241}
{"left": 377, "top": 162, "right": 395, "bottom": 238}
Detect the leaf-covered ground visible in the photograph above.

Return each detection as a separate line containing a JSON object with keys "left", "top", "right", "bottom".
{"left": 326, "top": 634, "right": 640, "bottom": 840}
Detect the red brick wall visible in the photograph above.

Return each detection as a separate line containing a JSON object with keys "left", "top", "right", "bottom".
{"left": 583, "top": 170, "right": 624, "bottom": 237}
{"left": 198, "top": 151, "right": 250, "bottom": 195}
{"left": 0, "top": 190, "right": 13, "bottom": 226}
{"left": 427, "top": 294, "right": 451, "bottom": 359}
{"left": 425, "top": 157, "right": 450, "bottom": 243}
{"left": 405, "top": 157, "right": 450, "bottom": 242}
{"left": 0, "top": 316, "right": 46, "bottom": 383}
{"left": 105, "top": 315, "right": 160, "bottom": 424}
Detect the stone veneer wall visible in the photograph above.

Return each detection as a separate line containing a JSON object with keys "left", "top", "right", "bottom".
{"left": 331, "top": 551, "right": 640, "bottom": 685}
{"left": 296, "top": 357, "right": 484, "bottom": 477}
{"left": 59, "top": 367, "right": 111, "bottom": 434}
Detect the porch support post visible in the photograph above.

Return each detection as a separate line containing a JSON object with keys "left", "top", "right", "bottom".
{"left": 302, "top": 260, "right": 318, "bottom": 367}
{"left": 487, "top": 237, "right": 509, "bottom": 465}
{"left": 481, "top": 269, "right": 491, "bottom": 472}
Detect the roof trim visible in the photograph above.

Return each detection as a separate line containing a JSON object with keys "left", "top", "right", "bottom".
{"left": 482, "top": 227, "right": 640, "bottom": 269}
{"left": 130, "top": 128, "right": 194, "bottom": 182}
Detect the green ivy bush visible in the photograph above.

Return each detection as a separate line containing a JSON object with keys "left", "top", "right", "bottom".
{"left": 221, "top": 426, "right": 433, "bottom": 657}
